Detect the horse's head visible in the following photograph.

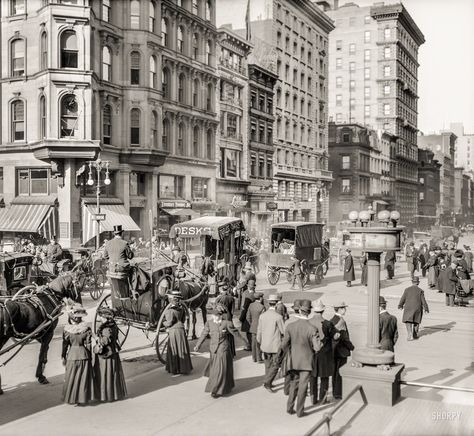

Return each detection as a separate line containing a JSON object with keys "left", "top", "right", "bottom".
{"left": 48, "top": 272, "right": 82, "bottom": 305}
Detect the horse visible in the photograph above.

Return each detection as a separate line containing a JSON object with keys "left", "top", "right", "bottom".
{"left": 0, "top": 272, "right": 81, "bottom": 394}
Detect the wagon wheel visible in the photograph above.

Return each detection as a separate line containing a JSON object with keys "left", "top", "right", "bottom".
{"left": 314, "top": 265, "right": 324, "bottom": 284}
{"left": 322, "top": 259, "right": 329, "bottom": 276}
{"left": 93, "top": 293, "right": 130, "bottom": 349}
{"left": 12, "top": 285, "right": 37, "bottom": 300}
{"left": 155, "top": 301, "right": 190, "bottom": 365}
{"left": 90, "top": 269, "right": 106, "bottom": 300}
{"left": 302, "top": 270, "right": 310, "bottom": 287}
{"left": 267, "top": 266, "right": 280, "bottom": 285}
{"left": 74, "top": 272, "right": 87, "bottom": 295}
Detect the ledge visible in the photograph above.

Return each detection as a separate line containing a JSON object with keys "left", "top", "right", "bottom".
{"left": 30, "top": 139, "right": 101, "bottom": 161}
{"left": 119, "top": 148, "right": 168, "bottom": 166}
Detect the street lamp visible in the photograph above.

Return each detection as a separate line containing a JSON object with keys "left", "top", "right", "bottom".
{"left": 87, "top": 158, "right": 111, "bottom": 250}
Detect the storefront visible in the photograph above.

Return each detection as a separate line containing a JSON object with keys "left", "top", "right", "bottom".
{"left": 158, "top": 200, "right": 199, "bottom": 241}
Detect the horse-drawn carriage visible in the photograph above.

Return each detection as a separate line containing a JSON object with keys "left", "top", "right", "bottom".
{"left": 0, "top": 253, "right": 34, "bottom": 297}
{"left": 266, "top": 222, "right": 329, "bottom": 286}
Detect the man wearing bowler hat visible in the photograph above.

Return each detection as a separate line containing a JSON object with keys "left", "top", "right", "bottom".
{"left": 343, "top": 249, "right": 355, "bottom": 287}
{"left": 247, "top": 292, "right": 265, "bottom": 363}
{"left": 398, "top": 276, "right": 429, "bottom": 340}
{"left": 379, "top": 296, "right": 398, "bottom": 351}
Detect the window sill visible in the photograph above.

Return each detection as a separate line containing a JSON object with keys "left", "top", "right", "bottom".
{"left": 6, "top": 13, "right": 27, "bottom": 22}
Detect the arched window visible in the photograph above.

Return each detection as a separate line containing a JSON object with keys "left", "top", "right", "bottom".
{"left": 102, "top": 46, "right": 112, "bottom": 81}
{"left": 130, "top": 108, "right": 140, "bottom": 146}
{"left": 161, "top": 18, "right": 169, "bottom": 47}
{"left": 205, "top": 0, "right": 211, "bottom": 21}
{"left": 11, "top": 100, "right": 25, "bottom": 142}
{"left": 40, "top": 32, "right": 48, "bottom": 70}
{"left": 206, "top": 83, "right": 213, "bottom": 111}
{"left": 102, "top": 104, "right": 112, "bottom": 145}
{"left": 177, "top": 26, "right": 184, "bottom": 53}
{"left": 192, "top": 79, "right": 199, "bottom": 107}
{"left": 177, "top": 122, "right": 185, "bottom": 155}
{"left": 40, "top": 96, "right": 47, "bottom": 139}
{"left": 149, "top": 1, "right": 156, "bottom": 32}
{"left": 60, "top": 31, "right": 78, "bottom": 68}
{"left": 130, "top": 51, "right": 140, "bottom": 85}
{"left": 193, "top": 126, "right": 200, "bottom": 157}
{"left": 11, "top": 38, "right": 25, "bottom": 77}
{"left": 162, "top": 68, "right": 170, "bottom": 99}
{"left": 206, "top": 40, "right": 212, "bottom": 65}
{"left": 130, "top": 0, "right": 140, "bottom": 29}
{"left": 60, "top": 94, "right": 78, "bottom": 138}
{"left": 162, "top": 118, "right": 169, "bottom": 150}
{"left": 150, "top": 55, "right": 157, "bottom": 88}
{"left": 206, "top": 129, "right": 213, "bottom": 159}
{"left": 192, "top": 33, "right": 199, "bottom": 60}
{"left": 192, "top": 0, "right": 199, "bottom": 15}
{"left": 151, "top": 110, "right": 158, "bottom": 148}
{"left": 178, "top": 73, "right": 186, "bottom": 103}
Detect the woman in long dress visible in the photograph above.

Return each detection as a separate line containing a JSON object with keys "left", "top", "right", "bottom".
{"left": 61, "top": 304, "right": 96, "bottom": 405}
{"left": 93, "top": 308, "right": 127, "bottom": 402}
{"left": 163, "top": 291, "right": 193, "bottom": 375}
{"left": 194, "top": 304, "right": 249, "bottom": 397}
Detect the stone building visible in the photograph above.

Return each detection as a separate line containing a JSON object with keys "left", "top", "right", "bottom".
{"left": 452, "top": 123, "right": 474, "bottom": 173}
{"left": 326, "top": 2, "right": 425, "bottom": 225}
{"left": 0, "top": 0, "right": 218, "bottom": 247}
{"left": 416, "top": 149, "right": 440, "bottom": 229}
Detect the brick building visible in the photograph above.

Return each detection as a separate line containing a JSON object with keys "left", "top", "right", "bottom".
{"left": 416, "top": 149, "right": 440, "bottom": 229}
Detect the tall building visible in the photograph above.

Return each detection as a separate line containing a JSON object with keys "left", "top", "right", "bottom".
{"left": 417, "top": 149, "right": 440, "bottom": 229}
{"left": 451, "top": 123, "right": 474, "bottom": 172}
{"left": 0, "top": 0, "right": 219, "bottom": 247}
{"left": 326, "top": 2, "right": 425, "bottom": 225}
{"left": 236, "top": 0, "right": 335, "bottom": 223}
{"left": 418, "top": 131, "right": 456, "bottom": 225}
{"left": 215, "top": 27, "right": 252, "bottom": 224}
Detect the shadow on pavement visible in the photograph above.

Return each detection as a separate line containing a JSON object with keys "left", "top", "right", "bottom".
{"left": 418, "top": 322, "right": 456, "bottom": 337}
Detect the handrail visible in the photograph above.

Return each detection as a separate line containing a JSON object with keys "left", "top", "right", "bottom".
{"left": 400, "top": 381, "right": 474, "bottom": 393}
{"left": 304, "top": 384, "right": 366, "bottom": 436}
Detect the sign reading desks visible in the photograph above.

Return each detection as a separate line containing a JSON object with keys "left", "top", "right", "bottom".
{"left": 94, "top": 213, "right": 106, "bottom": 221}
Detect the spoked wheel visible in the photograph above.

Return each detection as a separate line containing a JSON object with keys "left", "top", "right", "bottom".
{"left": 90, "top": 269, "right": 106, "bottom": 300}
{"left": 302, "top": 271, "right": 310, "bottom": 287}
{"left": 155, "top": 301, "right": 190, "bottom": 365}
{"left": 93, "top": 293, "right": 130, "bottom": 349}
{"left": 322, "top": 259, "right": 329, "bottom": 276}
{"left": 314, "top": 265, "right": 324, "bottom": 284}
{"left": 12, "top": 285, "right": 37, "bottom": 300}
{"left": 267, "top": 266, "right": 280, "bottom": 285}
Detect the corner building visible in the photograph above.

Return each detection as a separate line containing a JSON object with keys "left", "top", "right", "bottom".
{"left": 0, "top": 0, "right": 218, "bottom": 247}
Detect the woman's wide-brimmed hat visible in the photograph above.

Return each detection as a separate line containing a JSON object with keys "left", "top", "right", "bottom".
{"left": 268, "top": 294, "right": 281, "bottom": 302}
{"left": 97, "top": 307, "right": 115, "bottom": 319}
{"left": 312, "top": 300, "right": 326, "bottom": 312}
{"left": 69, "top": 303, "right": 87, "bottom": 318}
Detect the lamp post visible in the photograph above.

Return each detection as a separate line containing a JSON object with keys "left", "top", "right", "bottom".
{"left": 87, "top": 159, "right": 111, "bottom": 251}
{"left": 309, "top": 183, "right": 325, "bottom": 222}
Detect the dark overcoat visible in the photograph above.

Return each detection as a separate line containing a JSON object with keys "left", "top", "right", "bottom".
{"left": 308, "top": 314, "right": 337, "bottom": 378}
{"left": 246, "top": 300, "right": 265, "bottom": 334}
{"left": 343, "top": 254, "right": 355, "bottom": 281}
{"left": 437, "top": 267, "right": 457, "bottom": 295}
{"left": 329, "top": 315, "right": 354, "bottom": 358}
{"left": 463, "top": 251, "right": 473, "bottom": 273}
{"left": 104, "top": 237, "right": 134, "bottom": 269}
{"left": 379, "top": 311, "right": 398, "bottom": 352}
{"left": 239, "top": 291, "right": 256, "bottom": 332}
{"left": 398, "top": 285, "right": 429, "bottom": 324}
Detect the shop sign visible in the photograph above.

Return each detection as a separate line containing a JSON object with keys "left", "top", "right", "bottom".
{"left": 231, "top": 196, "right": 248, "bottom": 208}
{"left": 159, "top": 200, "right": 191, "bottom": 209}
{"left": 93, "top": 213, "right": 106, "bottom": 221}
{"left": 266, "top": 202, "right": 278, "bottom": 211}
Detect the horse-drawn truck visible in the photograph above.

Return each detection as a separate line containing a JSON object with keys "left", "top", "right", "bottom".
{"left": 266, "top": 222, "right": 328, "bottom": 286}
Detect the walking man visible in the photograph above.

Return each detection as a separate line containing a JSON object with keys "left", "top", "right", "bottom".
{"left": 398, "top": 276, "right": 429, "bottom": 340}
{"left": 343, "top": 249, "right": 355, "bottom": 287}
{"left": 438, "top": 261, "right": 457, "bottom": 307}
{"left": 379, "top": 296, "right": 398, "bottom": 351}
{"left": 385, "top": 250, "right": 396, "bottom": 279}
{"left": 257, "top": 294, "right": 285, "bottom": 392}
{"left": 290, "top": 256, "right": 304, "bottom": 291}
{"left": 406, "top": 242, "right": 418, "bottom": 280}
{"left": 247, "top": 292, "right": 265, "bottom": 363}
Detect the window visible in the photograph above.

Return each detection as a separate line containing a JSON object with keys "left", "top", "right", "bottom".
{"left": 349, "top": 62, "right": 355, "bottom": 72}
{"left": 130, "top": 0, "right": 140, "bottom": 28}
{"left": 177, "top": 26, "right": 184, "bottom": 53}
{"left": 206, "top": 83, "right": 213, "bottom": 111}
{"left": 227, "top": 114, "right": 237, "bottom": 138}
{"left": 192, "top": 33, "right": 199, "bottom": 60}
{"left": 349, "top": 43, "right": 356, "bottom": 54}
{"left": 220, "top": 149, "right": 240, "bottom": 178}
{"left": 342, "top": 156, "right": 350, "bottom": 169}
{"left": 350, "top": 80, "right": 355, "bottom": 90}
{"left": 103, "top": 104, "right": 112, "bottom": 145}
{"left": 161, "top": 18, "right": 169, "bottom": 47}
{"left": 308, "top": 51, "right": 312, "bottom": 64}
{"left": 384, "top": 85, "right": 390, "bottom": 95}
{"left": 419, "top": 192, "right": 424, "bottom": 201}
{"left": 336, "top": 95, "right": 342, "bottom": 106}
{"left": 258, "top": 154, "right": 265, "bottom": 178}
{"left": 193, "top": 79, "right": 199, "bottom": 107}
{"left": 162, "top": 68, "right": 170, "bottom": 99}
{"left": 250, "top": 153, "right": 257, "bottom": 177}
{"left": 205, "top": 0, "right": 211, "bottom": 21}
{"left": 130, "top": 109, "right": 140, "bottom": 146}
{"left": 364, "top": 31, "right": 371, "bottom": 43}
{"left": 350, "top": 98, "right": 355, "bottom": 109}
{"left": 383, "top": 103, "right": 390, "bottom": 116}
{"left": 336, "top": 113, "right": 342, "bottom": 123}
{"left": 336, "top": 76, "right": 342, "bottom": 88}
{"left": 192, "top": 0, "right": 199, "bottom": 15}
{"left": 364, "top": 49, "right": 370, "bottom": 61}
{"left": 193, "top": 126, "right": 200, "bottom": 157}
{"left": 384, "top": 47, "right": 391, "bottom": 59}
{"left": 364, "top": 87, "right": 371, "bottom": 98}
{"left": 178, "top": 74, "right": 185, "bottom": 103}
{"left": 40, "top": 96, "right": 47, "bottom": 139}
{"left": 364, "top": 68, "right": 370, "bottom": 79}
{"left": 192, "top": 177, "right": 208, "bottom": 199}
{"left": 149, "top": 55, "right": 157, "bottom": 87}
{"left": 130, "top": 172, "right": 146, "bottom": 196}
{"left": 60, "top": 31, "right": 78, "bottom": 68}
{"left": 102, "top": 46, "right": 112, "bottom": 81}
{"left": 364, "top": 15, "right": 371, "bottom": 24}
{"left": 60, "top": 95, "right": 78, "bottom": 137}
{"left": 364, "top": 105, "right": 370, "bottom": 117}
{"left": 349, "top": 17, "right": 356, "bottom": 27}
{"left": 11, "top": 100, "right": 25, "bottom": 142}
{"left": 384, "top": 28, "right": 391, "bottom": 39}
{"left": 419, "top": 177, "right": 425, "bottom": 185}
{"left": 266, "top": 156, "right": 273, "bottom": 178}
{"left": 11, "top": 38, "right": 25, "bottom": 77}
{"left": 17, "top": 169, "right": 57, "bottom": 196}
{"left": 177, "top": 123, "right": 185, "bottom": 155}
{"left": 130, "top": 51, "right": 140, "bottom": 84}
{"left": 151, "top": 111, "right": 158, "bottom": 148}
{"left": 11, "top": 0, "right": 25, "bottom": 15}
{"left": 206, "top": 40, "right": 212, "bottom": 65}
{"left": 384, "top": 66, "right": 391, "bottom": 77}
{"left": 40, "top": 32, "right": 48, "bottom": 70}
{"left": 159, "top": 174, "right": 184, "bottom": 198}
{"left": 102, "top": 0, "right": 111, "bottom": 22}
{"left": 342, "top": 178, "right": 351, "bottom": 193}
{"left": 149, "top": 1, "right": 156, "bottom": 32}
{"left": 206, "top": 129, "right": 213, "bottom": 159}
{"left": 162, "top": 118, "right": 169, "bottom": 150}
{"left": 336, "top": 58, "right": 342, "bottom": 69}
{"left": 0, "top": 168, "right": 2, "bottom": 194}
{"left": 336, "top": 40, "right": 342, "bottom": 50}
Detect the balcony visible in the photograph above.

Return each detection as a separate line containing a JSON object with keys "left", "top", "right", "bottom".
{"left": 218, "top": 57, "right": 247, "bottom": 76}
{"left": 314, "top": 169, "right": 333, "bottom": 181}
{"left": 119, "top": 148, "right": 168, "bottom": 166}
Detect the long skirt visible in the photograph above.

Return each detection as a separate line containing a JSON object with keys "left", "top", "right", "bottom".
{"left": 95, "top": 354, "right": 127, "bottom": 402}
{"left": 361, "top": 266, "right": 368, "bottom": 285}
{"left": 428, "top": 266, "right": 438, "bottom": 287}
{"left": 62, "top": 359, "right": 96, "bottom": 405}
{"left": 166, "top": 327, "right": 193, "bottom": 375}
{"left": 204, "top": 348, "right": 235, "bottom": 395}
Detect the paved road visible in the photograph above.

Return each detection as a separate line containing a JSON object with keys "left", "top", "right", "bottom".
{"left": 0, "top": 239, "right": 473, "bottom": 435}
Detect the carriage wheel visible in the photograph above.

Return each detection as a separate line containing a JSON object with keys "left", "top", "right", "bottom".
{"left": 155, "top": 301, "right": 190, "bottom": 365}
{"left": 90, "top": 269, "right": 106, "bottom": 300}
{"left": 12, "top": 285, "right": 37, "bottom": 300}
{"left": 267, "top": 266, "right": 280, "bottom": 285}
{"left": 314, "top": 265, "right": 324, "bottom": 284}
{"left": 302, "top": 271, "right": 310, "bottom": 287}
{"left": 322, "top": 259, "right": 329, "bottom": 276}
{"left": 93, "top": 293, "right": 130, "bottom": 349}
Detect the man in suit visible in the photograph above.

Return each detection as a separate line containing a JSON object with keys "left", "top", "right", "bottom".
{"left": 239, "top": 281, "right": 257, "bottom": 351}
{"left": 398, "top": 276, "right": 429, "bottom": 340}
{"left": 282, "top": 299, "right": 301, "bottom": 396}
{"left": 41, "top": 235, "right": 63, "bottom": 275}
{"left": 257, "top": 294, "right": 285, "bottom": 392}
{"left": 309, "top": 300, "right": 340, "bottom": 404}
{"left": 343, "top": 249, "right": 355, "bottom": 287}
{"left": 379, "top": 296, "right": 398, "bottom": 351}
{"left": 281, "top": 300, "right": 321, "bottom": 418}
{"left": 290, "top": 256, "right": 304, "bottom": 291}
{"left": 247, "top": 293, "right": 265, "bottom": 363}
{"left": 330, "top": 302, "right": 354, "bottom": 400}
{"left": 438, "top": 261, "right": 458, "bottom": 307}
{"left": 385, "top": 250, "right": 396, "bottom": 279}
{"left": 406, "top": 242, "right": 419, "bottom": 280}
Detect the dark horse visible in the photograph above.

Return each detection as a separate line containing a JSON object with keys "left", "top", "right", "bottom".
{"left": 0, "top": 273, "right": 81, "bottom": 394}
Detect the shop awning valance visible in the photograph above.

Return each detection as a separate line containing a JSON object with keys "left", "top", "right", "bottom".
{"left": 161, "top": 208, "right": 200, "bottom": 218}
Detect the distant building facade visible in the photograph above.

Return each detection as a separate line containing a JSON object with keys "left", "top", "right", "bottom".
{"left": 417, "top": 149, "right": 440, "bottom": 229}
{"left": 451, "top": 123, "right": 474, "bottom": 173}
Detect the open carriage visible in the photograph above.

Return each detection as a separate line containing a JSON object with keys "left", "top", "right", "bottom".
{"left": 266, "top": 222, "right": 329, "bottom": 286}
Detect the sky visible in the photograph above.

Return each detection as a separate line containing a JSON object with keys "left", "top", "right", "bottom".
{"left": 216, "top": 0, "right": 474, "bottom": 134}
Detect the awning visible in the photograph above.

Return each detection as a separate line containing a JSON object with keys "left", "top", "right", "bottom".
{"left": 0, "top": 203, "right": 57, "bottom": 239}
{"left": 82, "top": 204, "right": 141, "bottom": 243}
{"left": 374, "top": 200, "right": 389, "bottom": 205}
{"left": 251, "top": 211, "right": 274, "bottom": 215}
{"left": 161, "top": 208, "right": 199, "bottom": 218}
{"left": 169, "top": 216, "right": 245, "bottom": 240}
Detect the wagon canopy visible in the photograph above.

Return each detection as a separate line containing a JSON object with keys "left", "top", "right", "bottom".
{"left": 271, "top": 222, "right": 324, "bottom": 248}
{"left": 169, "top": 216, "right": 245, "bottom": 240}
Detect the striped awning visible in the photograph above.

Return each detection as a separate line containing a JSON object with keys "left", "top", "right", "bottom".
{"left": 0, "top": 203, "right": 57, "bottom": 239}
{"left": 82, "top": 204, "right": 141, "bottom": 243}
